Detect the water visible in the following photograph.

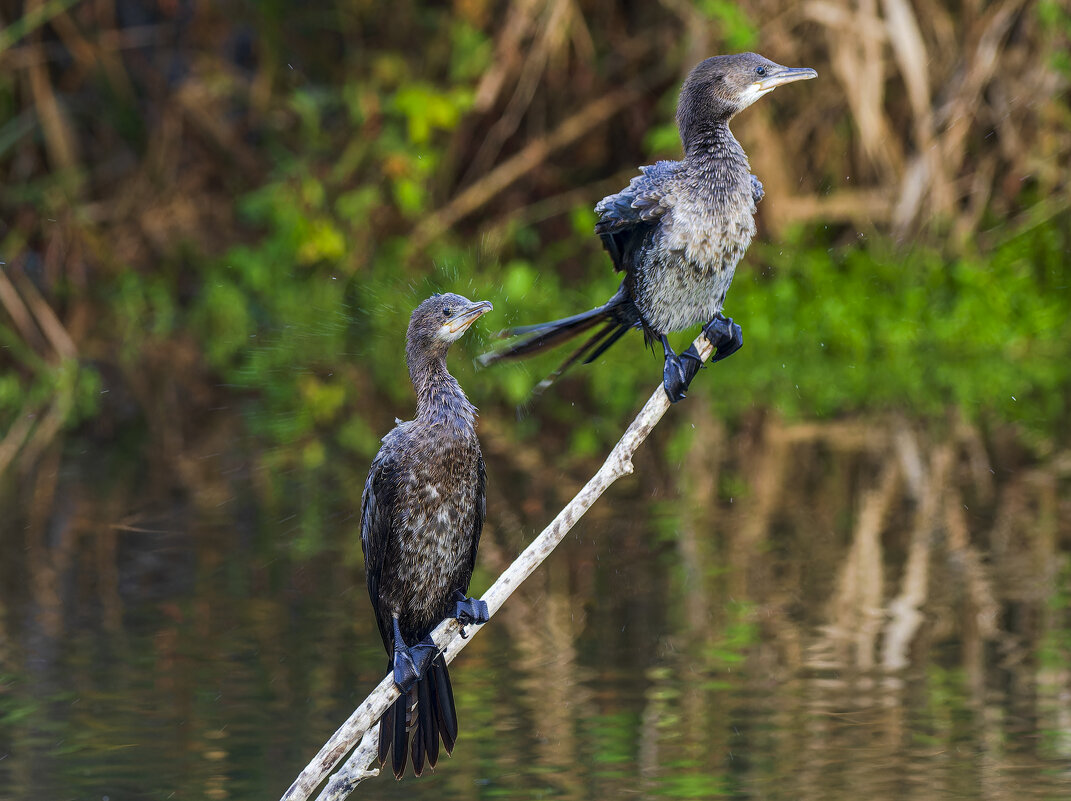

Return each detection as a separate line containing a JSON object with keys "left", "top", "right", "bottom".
{"left": 1, "top": 415, "right": 1069, "bottom": 800}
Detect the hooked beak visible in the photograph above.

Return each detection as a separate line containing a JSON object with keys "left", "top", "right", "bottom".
{"left": 754, "top": 65, "right": 818, "bottom": 92}
{"left": 446, "top": 300, "right": 493, "bottom": 335}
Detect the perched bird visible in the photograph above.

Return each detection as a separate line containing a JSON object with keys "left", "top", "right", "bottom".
{"left": 480, "top": 53, "right": 816, "bottom": 402}
{"left": 360, "top": 293, "right": 493, "bottom": 778}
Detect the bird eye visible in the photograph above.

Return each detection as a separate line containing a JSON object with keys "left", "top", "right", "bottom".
{"left": 442, "top": 308, "right": 453, "bottom": 317}
{"left": 756, "top": 66, "right": 767, "bottom": 77}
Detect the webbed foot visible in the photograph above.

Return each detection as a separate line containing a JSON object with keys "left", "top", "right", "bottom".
{"left": 454, "top": 591, "right": 489, "bottom": 637}
{"left": 392, "top": 619, "right": 439, "bottom": 692}
{"left": 702, "top": 314, "right": 743, "bottom": 364}
{"left": 679, "top": 345, "right": 705, "bottom": 385}
{"left": 663, "top": 353, "right": 689, "bottom": 403}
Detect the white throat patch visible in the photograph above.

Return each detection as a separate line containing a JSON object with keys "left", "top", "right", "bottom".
{"left": 737, "top": 83, "right": 774, "bottom": 111}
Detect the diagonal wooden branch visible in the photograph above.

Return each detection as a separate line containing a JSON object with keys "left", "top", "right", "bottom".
{"left": 280, "top": 332, "right": 717, "bottom": 801}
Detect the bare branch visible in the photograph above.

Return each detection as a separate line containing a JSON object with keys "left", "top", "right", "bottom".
{"left": 281, "top": 332, "right": 718, "bottom": 801}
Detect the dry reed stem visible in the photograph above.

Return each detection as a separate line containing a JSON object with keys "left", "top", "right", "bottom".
{"left": 281, "top": 334, "right": 717, "bottom": 801}
{"left": 25, "top": 0, "right": 79, "bottom": 171}
{"left": 0, "top": 406, "right": 38, "bottom": 475}
{"left": 0, "top": 263, "right": 79, "bottom": 475}
{"left": 460, "top": 0, "right": 571, "bottom": 184}
{"left": 0, "top": 0, "right": 82, "bottom": 55}
{"left": 471, "top": 0, "right": 544, "bottom": 113}
{"left": 0, "top": 267, "right": 48, "bottom": 355}
{"left": 412, "top": 74, "right": 661, "bottom": 249}
{"left": 10, "top": 268, "right": 77, "bottom": 360}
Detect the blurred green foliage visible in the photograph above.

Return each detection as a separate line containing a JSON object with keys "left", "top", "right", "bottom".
{"left": 729, "top": 221, "right": 1071, "bottom": 432}
{"left": 1, "top": 0, "right": 1068, "bottom": 519}
{"left": 81, "top": 62, "right": 1071, "bottom": 518}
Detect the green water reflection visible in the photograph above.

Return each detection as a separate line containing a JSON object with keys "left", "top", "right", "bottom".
{"left": 1, "top": 417, "right": 1069, "bottom": 801}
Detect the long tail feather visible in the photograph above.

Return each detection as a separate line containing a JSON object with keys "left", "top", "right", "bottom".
{"left": 411, "top": 725, "right": 425, "bottom": 776}
{"left": 391, "top": 693, "right": 409, "bottom": 779}
{"left": 378, "top": 701, "right": 393, "bottom": 765}
{"left": 379, "top": 655, "right": 459, "bottom": 778}
{"left": 505, "top": 305, "right": 611, "bottom": 337}
{"left": 477, "top": 309, "right": 605, "bottom": 365}
{"left": 528, "top": 323, "right": 620, "bottom": 399}
{"left": 478, "top": 289, "right": 640, "bottom": 369}
{"left": 416, "top": 675, "right": 436, "bottom": 767}
{"left": 480, "top": 290, "right": 639, "bottom": 402}
{"left": 431, "top": 659, "right": 457, "bottom": 753}
{"left": 584, "top": 323, "right": 631, "bottom": 364}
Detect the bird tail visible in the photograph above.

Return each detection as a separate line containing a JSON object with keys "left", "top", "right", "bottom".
{"left": 477, "top": 292, "right": 636, "bottom": 395}
{"left": 378, "top": 655, "right": 458, "bottom": 779}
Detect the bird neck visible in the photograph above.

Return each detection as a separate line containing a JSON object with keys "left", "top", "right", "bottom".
{"left": 409, "top": 352, "right": 477, "bottom": 430}
{"left": 682, "top": 118, "right": 747, "bottom": 168}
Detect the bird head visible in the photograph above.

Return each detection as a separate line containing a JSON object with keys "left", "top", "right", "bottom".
{"left": 676, "top": 53, "right": 816, "bottom": 147}
{"left": 407, "top": 293, "right": 494, "bottom": 359}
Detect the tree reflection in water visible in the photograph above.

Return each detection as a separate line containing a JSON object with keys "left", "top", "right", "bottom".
{"left": 0, "top": 415, "right": 1068, "bottom": 800}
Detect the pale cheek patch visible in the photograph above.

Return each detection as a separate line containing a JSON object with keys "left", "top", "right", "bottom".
{"left": 738, "top": 83, "right": 773, "bottom": 109}
{"left": 436, "top": 323, "right": 465, "bottom": 343}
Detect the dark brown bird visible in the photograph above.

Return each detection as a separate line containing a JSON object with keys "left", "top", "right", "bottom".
{"left": 480, "top": 53, "right": 817, "bottom": 402}
{"left": 361, "top": 293, "right": 493, "bottom": 778}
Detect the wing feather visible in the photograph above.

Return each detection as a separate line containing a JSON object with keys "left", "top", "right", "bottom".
{"left": 464, "top": 454, "right": 486, "bottom": 582}
{"left": 594, "top": 161, "right": 680, "bottom": 273}
{"left": 361, "top": 435, "right": 402, "bottom": 648}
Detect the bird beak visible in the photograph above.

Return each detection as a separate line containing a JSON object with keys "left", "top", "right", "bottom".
{"left": 446, "top": 300, "right": 493, "bottom": 334}
{"left": 754, "top": 65, "right": 818, "bottom": 92}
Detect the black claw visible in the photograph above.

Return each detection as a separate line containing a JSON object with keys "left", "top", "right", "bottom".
{"left": 703, "top": 314, "right": 743, "bottom": 363}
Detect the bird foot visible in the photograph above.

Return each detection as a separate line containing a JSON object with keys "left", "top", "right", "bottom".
{"left": 454, "top": 592, "right": 489, "bottom": 637}
{"left": 702, "top": 314, "right": 743, "bottom": 363}
{"left": 663, "top": 354, "right": 690, "bottom": 403}
{"left": 679, "top": 346, "right": 705, "bottom": 385}
{"left": 392, "top": 622, "right": 439, "bottom": 692}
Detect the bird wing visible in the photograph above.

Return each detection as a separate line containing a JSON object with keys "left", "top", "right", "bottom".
{"left": 360, "top": 435, "right": 402, "bottom": 647}
{"left": 750, "top": 173, "right": 765, "bottom": 204}
{"left": 463, "top": 454, "right": 486, "bottom": 582}
{"left": 594, "top": 161, "right": 680, "bottom": 273}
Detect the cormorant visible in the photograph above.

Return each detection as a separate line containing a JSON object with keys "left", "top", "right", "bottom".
{"left": 360, "top": 293, "right": 493, "bottom": 778}
{"left": 479, "top": 53, "right": 816, "bottom": 402}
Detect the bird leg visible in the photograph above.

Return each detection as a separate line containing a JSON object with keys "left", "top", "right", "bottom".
{"left": 453, "top": 590, "right": 489, "bottom": 638}
{"left": 660, "top": 335, "right": 690, "bottom": 403}
{"left": 392, "top": 617, "right": 439, "bottom": 693}
{"left": 679, "top": 313, "right": 743, "bottom": 385}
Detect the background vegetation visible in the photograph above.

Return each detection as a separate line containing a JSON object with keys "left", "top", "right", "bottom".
{"left": 1, "top": 0, "right": 1069, "bottom": 520}
{"left": 2, "top": 4, "right": 1071, "bottom": 798}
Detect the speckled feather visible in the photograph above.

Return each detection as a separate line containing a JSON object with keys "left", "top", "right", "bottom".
{"left": 361, "top": 294, "right": 489, "bottom": 777}
{"left": 595, "top": 121, "right": 760, "bottom": 335}
{"left": 361, "top": 356, "right": 484, "bottom": 647}
{"left": 478, "top": 53, "right": 814, "bottom": 395}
